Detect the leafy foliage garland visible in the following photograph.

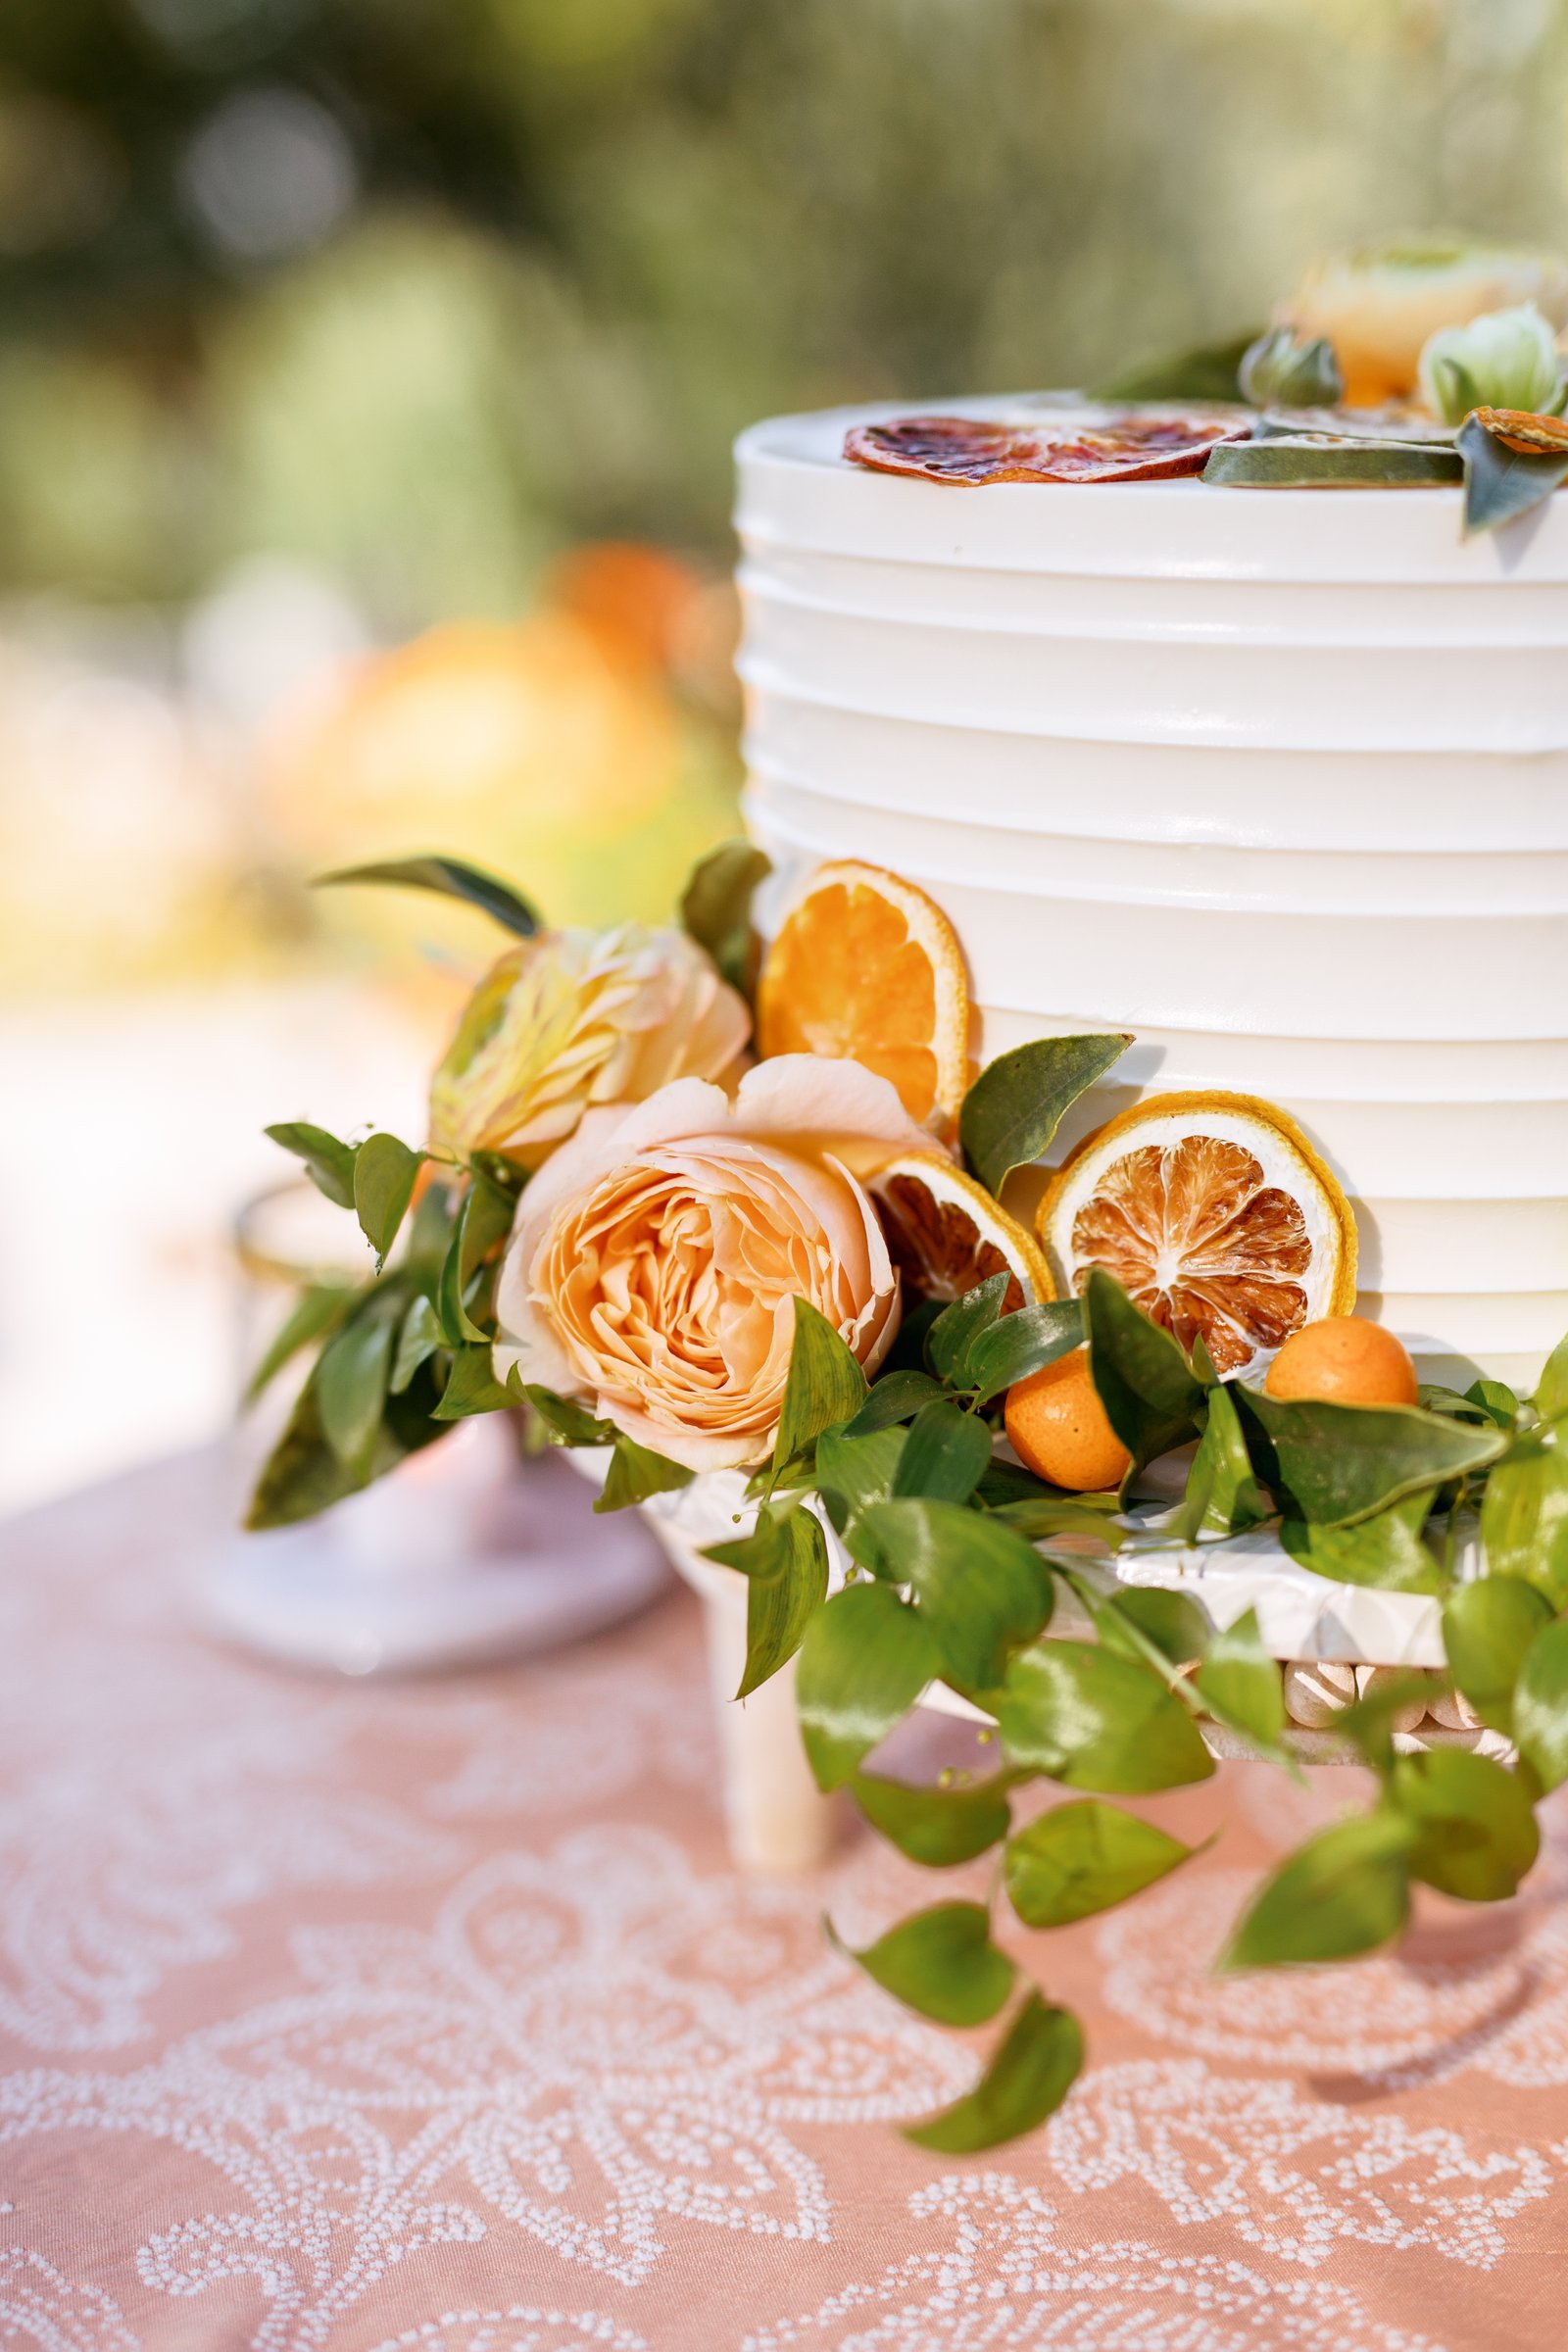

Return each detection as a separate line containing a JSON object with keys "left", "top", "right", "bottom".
{"left": 249, "top": 847, "right": 1568, "bottom": 2152}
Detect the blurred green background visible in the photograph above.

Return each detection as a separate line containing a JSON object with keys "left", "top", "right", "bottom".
{"left": 3, "top": 0, "right": 1567, "bottom": 1507}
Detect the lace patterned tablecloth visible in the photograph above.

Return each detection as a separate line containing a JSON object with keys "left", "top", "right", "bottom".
{"left": 3, "top": 1451, "right": 1566, "bottom": 2352}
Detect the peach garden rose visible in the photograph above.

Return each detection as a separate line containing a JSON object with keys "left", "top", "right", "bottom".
{"left": 492, "top": 1055, "right": 931, "bottom": 1470}
{"left": 428, "top": 923, "right": 750, "bottom": 1170}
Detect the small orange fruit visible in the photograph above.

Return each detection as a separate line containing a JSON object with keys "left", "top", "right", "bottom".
{"left": 756, "top": 859, "right": 970, "bottom": 1136}
{"left": 1264, "top": 1316, "right": 1418, "bottom": 1407}
{"left": 1004, "top": 1349, "right": 1131, "bottom": 1494}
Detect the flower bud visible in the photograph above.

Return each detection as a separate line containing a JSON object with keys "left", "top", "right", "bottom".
{"left": 1419, "top": 303, "right": 1566, "bottom": 426}
{"left": 1239, "top": 327, "right": 1344, "bottom": 411}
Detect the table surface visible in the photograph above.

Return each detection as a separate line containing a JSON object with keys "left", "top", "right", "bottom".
{"left": 3, "top": 1450, "right": 1566, "bottom": 2352}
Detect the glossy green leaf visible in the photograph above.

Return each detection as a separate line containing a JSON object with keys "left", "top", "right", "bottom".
{"left": 316, "top": 1304, "right": 396, "bottom": 1467}
{"left": 1176, "top": 1379, "right": 1271, "bottom": 1539}
{"left": 1459, "top": 412, "right": 1568, "bottom": 537}
{"left": 814, "top": 1424, "right": 907, "bottom": 1533}
{"left": 836, "top": 1900, "right": 1014, "bottom": 2029}
{"left": 903, "top": 1992, "right": 1083, "bottom": 2154}
{"left": 1089, "top": 330, "right": 1258, "bottom": 402}
{"left": 353, "top": 1133, "right": 423, "bottom": 1267}
{"left": 1442, "top": 1575, "right": 1554, "bottom": 1735}
{"left": 244, "top": 1372, "right": 404, "bottom": 1529}
{"left": 845, "top": 1370, "right": 947, "bottom": 1434}
{"left": 431, "top": 1344, "right": 515, "bottom": 1420}
{"left": 594, "top": 1437, "right": 695, "bottom": 1513}
{"left": 678, "top": 839, "right": 771, "bottom": 993}
{"left": 964, "top": 1299, "right": 1084, "bottom": 1405}
{"left": 988, "top": 1496, "right": 1127, "bottom": 1549}
{"left": 457, "top": 1171, "right": 516, "bottom": 1285}
{"left": 1206, "top": 434, "right": 1461, "bottom": 487}
{"left": 1282, "top": 1489, "right": 1443, "bottom": 1592}
{"left": 1480, "top": 1430, "right": 1568, "bottom": 1605}
{"left": 707, "top": 1506, "right": 830, "bottom": 1700}
{"left": 958, "top": 1034, "right": 1132, "bottom": 1200}
{"left": 1536, "top": 1332, "right": 1568, "bottom": 1424}
{"left": 1221, "top": 1813, "right": 1415, "bottom": 1970}
{"left": 796, "top": 1583, "right": 940, "bottom": 1791}
{"left": 925, "top": 1270, "right": 1011, "bottom": 1385}
{"left": 772, "top": 1297, "right": 868, "bottom": 1478}
{"left": 389, "top": 1295, "right": 442, "bottom": 1396}
{"left": 265, "top": 1119, "right": 360, "bottom": 1210}
{"left": 1099, "top": 1586, "right": 1211, "bottom": 1667}
{"left": 436, "top": 1223, "right": 488, "bottom": 1347}
{"left": 1391, "top": 1749, "right": 1540, "bottom": 1903}
{"left": 315, "top": 854, "right": 539, "bottom": 938}
{"left": 996, "top": 1641, "right": 1214, "bottom": 1793}
{"left": 244, "top": 1282, "right": 356, "bottom": 1403}
{"left": 1004, "top": 1799, "right": 1197, "bottom": 1928}
{"left": 1082, "top": 1269, "right": 1204, "bottom": 1482}
{"left": 857, "top": 1497, "right": 1052, "bottom": 1690}
{"left": 893, "top": 1399, "right": 993, "bottom": 1505}
{"left": 1514, "top": 1619, "right": 1568, "bottom": 1792}
{"left": 852, "top": 1770, "right": 1013, "bottom": 1867}
{"left": 521, "top": 1384, "right": 617, "bottom": 1446}
{"left": 1194, "top": 1607, "right": 1287, "bottom": 1755}
{"left": 1239, "top": 326, "right": 1344, "bottom": 408}
{"left": 1235, "top": 1386, "right": 1504, "bottom": 1528}
{"left": 1466, "top": 1379, "right": 1520, "bottom": 1433}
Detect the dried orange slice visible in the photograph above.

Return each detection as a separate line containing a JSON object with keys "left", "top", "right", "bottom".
{"left": 756, "top": 859, "right": 969, "bottom": 1135}
{"left": 868, "top": 1151, "right": 1052, "bottom": 1313}
{"left": 1472, "top": 406, "right": 1568, "bottom": 456}
{"left": 1037, "top": 1091, "right": 1357, "bottom": 1378}
{"left": 843, "top": 413, "right": 1248, "bottom": 485}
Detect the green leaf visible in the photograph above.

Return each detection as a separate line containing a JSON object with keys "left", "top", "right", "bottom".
{"left": 431, "top": 1344, "right": 515, "bottom": 1420}
{"left": 1235, "top": 1386, "right": 1505, "bottom": 1529}
{"left": 1514, "top": 1618, "right": 1568, "bottom": 1791}
{"left": 852, "top": 1770, "right": 1013, "bottom": 1867}
{"left": 843, "top": 1369, "right": 947, "bottom": 1435}
{"left": 903, "top": 1992, "right": 1083, "bottom": 2154}
{"left": 987, "top": 1495, "right": 1127, "bottom": 1549}
{"left": 244, "top": 1282, "right": 356, "bottom": 1404}
{"left": 925, "top": 1270, "right": 1011, "bottom": 1385}
{"left": 316, "top": 1304, "right": 396, "bottom": 1468}
{"left": 678, "top": 839, "right": 771, "bottom": 994}
{"left": 1339, "top": 1669, "right": 1442, "bottom": 1775}
{"left": 1089, "top": 330, "right": 1259, "bottom": 402}
{"left": 857, "top": 1498, "right": 1052, "bottom": 1690}
{"left": 1282, "top": 1489, "right": 1443, "bottom": 1593}
{"left": 1480, "top": 1430, "right": 1568, "bottom": 1606}
{"left": 835, "top": 1901, "right": 1014, "bottom": 2028}
{"left": 1194, "top": 1607, "right": 1287, "bottom": 1757}
{"left": 436, "top": 1227, "right": 487, "bottom": 1346}
{"left": 964, "top": 1299, "right": 1084, "bottom": 1406}
{"left": 1082, "top": 1269, "right": 1204, "bottom": 1483}
{"left": 245, "top": 1371, "right": 407, "bottom": 1528}
{"left": 457, "top": 1171, "right": 516, "bottom": 1285}
{"left": 1536, "top": 1332, "right": 1568, "bottom": 1424}
{"left": 1099, "top": 1586, "right": 1211, "bottom": 1667}
{"left": 594, "top": 1437, "right": 695, "bottom": 1513}
{"left": 796, "top": 1583, "right": 941, "bottom": 1791}
{"left": 1391, "top": 1749, "right": 1540, "bottom": 1903}
{"left": 1205, "top": 436, "right": 1463, "bottom": 487}
{"left": 1238, "top": 326, "right": 1344, "bottom": 408}
{"left": 772, "top": 1297, "right": 868, "bottom": 1479}
{"left": 1459, "top": 412, "right": 1568, "bottom": 538}
{"left": 1175, "top": 1380, "right": 1271, "bottom": 1539}
{"left": 1004, "top": 1799, "right": 1197, "bottom": 1928}
{"left": 706, "top": 1507, "right": 830, "bottom": 1699}
{"left": 1466, "top": 1379, "right": 1520, "bottom": 1433}
{"left": 265, "top": 1119, "right": 360, "bottom": 1210}
{"left": 522, "top": 1384, "right": 618, "bottom": 1447}
{"left": 814, "top": 1424, "right": 907, "bottom": 1535}
{"left": 1222, "top": 1814, "right": 1416, "bottom": 1970}
{"left": 314, "top": 854, "right": 539, "bottom": 938}
{"left": 996, "top": 1641, "right": 1214, "bottom": 1793}
{"left": 1442, "top": 1575, "right": 1553, "bottom": 1736}
{"left": 389, "top": 1295, "right": 442, "bottom": 1396}
{"left": 958, "top": 1035, "right": 1132, "bottom": 1200}
{"left": 893, "top": 1399, "right": 993, "bottom": 1505}
{"left": 353, "top": 1133, "right": 423, "bottom": 1268}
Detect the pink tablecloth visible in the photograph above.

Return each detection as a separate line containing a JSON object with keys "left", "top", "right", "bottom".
{"left": 2, "top": 1451, "right": 1565, "bottom": 2352}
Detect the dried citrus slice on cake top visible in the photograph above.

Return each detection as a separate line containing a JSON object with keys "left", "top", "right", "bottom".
{"left": 755, "top": 859, "right": 969, "bottom": 1135}
{"left": 868, "top": 1152, "right": 1052, "bottom": 1313}
{"left": 1038, "top": 1091, "right": 1357, "bottom": 1378}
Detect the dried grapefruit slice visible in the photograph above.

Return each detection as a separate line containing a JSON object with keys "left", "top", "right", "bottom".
{"left": 868, "top": 1151, "right": 1052, "bottom": 1313}
{"left": 1037, "top": 1091, "right": 1357, "bottom": 1378}
{"left": 843, "top": 413, "right": 1248, "bottom": 485}
{"left": 756, "top": 859, "right": 969, "bottom": 1135}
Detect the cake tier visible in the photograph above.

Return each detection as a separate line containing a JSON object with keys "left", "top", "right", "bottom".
{"left": 735, "top": 399, "right": 1568, "bottom": 1386}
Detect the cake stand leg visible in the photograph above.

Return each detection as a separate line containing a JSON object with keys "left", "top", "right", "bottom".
{"left": 694, "top": 1568, "right": 839, "bottom": 1873}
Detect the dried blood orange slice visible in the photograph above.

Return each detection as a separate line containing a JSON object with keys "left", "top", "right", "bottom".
{"left": 843, "top": 413, "right": 1248, "bottom": 485}
{"left": 1037, "top": 1092, "right": 1356, "bottom": 1378}
{"left": 756, "top": 860, "right": 969, "bottom": 1135}
{"left": 868, "top": 1152, "right": 1052, "bottom": 1313}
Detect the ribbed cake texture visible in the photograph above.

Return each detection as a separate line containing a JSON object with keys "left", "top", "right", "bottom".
{"left": 735, "top": 399, "right": 1568, "bottom": 1389}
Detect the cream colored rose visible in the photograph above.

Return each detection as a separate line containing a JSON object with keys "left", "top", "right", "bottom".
{"left": 428, "top": 923, "right": 750, "bottom": 1169}
{"left": 493, "top": 1056, "right": 931, "bottom": 1470}
{"left": 1280, "top": 237, "right": 1568, "bottom": 408}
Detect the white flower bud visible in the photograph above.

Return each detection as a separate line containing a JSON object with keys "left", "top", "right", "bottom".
{"left": 1418, "top": 303, "right": 1566, "bottom": 425}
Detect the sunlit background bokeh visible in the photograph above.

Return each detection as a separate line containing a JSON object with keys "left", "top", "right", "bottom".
{"left": 4, "top": 0, "right": 1567, "bottom": 1510}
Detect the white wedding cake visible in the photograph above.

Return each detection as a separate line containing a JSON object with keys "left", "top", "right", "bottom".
{"left": 734, "top": 397, "right": 1568, "bottom": 1390}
